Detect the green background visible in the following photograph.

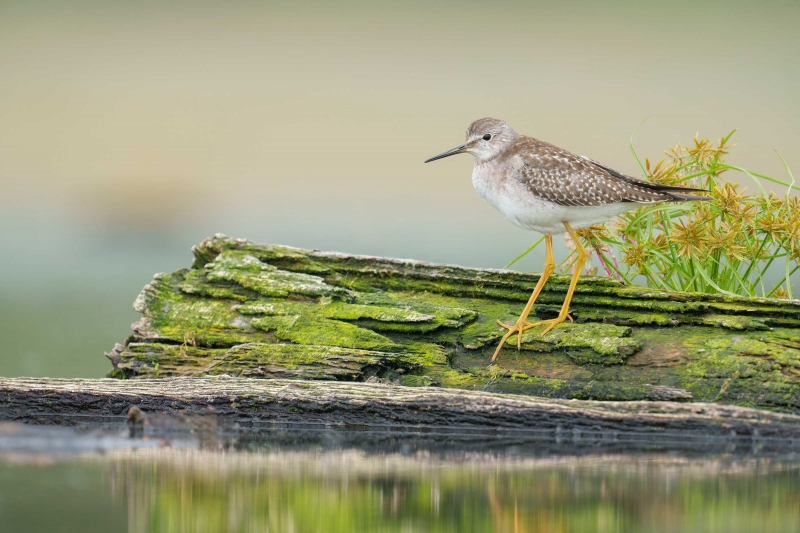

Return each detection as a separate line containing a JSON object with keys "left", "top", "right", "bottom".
{"left": 1, "top": 0, "right": 798, "bottom": 377}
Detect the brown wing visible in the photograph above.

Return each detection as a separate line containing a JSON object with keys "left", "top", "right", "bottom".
{"left": 512, "top": 138, "right": 689, "bottom": 207}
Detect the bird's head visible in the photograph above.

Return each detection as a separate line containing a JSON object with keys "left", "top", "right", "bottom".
{"left": 424, "top": 118, "right": 518, "bottom": 164}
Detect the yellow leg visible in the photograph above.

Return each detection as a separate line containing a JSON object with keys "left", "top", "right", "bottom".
{"left": 491, "top": 236, "right": 555, "bottom": 362}
{"left": 525, "top": 221, "right": 587, "bottom": 336}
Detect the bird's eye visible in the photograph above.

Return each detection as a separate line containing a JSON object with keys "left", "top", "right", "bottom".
{"left": 482, "top": 134, "right": 492, "bottom": 141}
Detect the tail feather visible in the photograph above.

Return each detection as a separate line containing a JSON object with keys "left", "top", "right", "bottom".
{"left": 644, "top": 183, "right": 709, "bottom": 194}
{"left": 592, "top": 161, "right": 710, "bottom": 195}
{"left": 666, "top": 192, "right": 712, "bottom": 202}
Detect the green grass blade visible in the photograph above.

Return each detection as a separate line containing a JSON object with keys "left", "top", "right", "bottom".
{"left": 722, "top": 165, "right": 791, "bottom": 188}
{"left": 774, "top": 151, "right": 795, "bottom": 197}
{"left": 692, "top": 259, "right": 738, "bottom": 296}
{"left": 724, "top": 263, "right": 755, "bottom": 297}
{"left": 504, "top": 236, "right": 544, "bottom": 269}
{"left": 629, "top": 117, "right": 651, "bottom": 178}
{"left": 774, "top": 260, "right": 799, "bottom": 300}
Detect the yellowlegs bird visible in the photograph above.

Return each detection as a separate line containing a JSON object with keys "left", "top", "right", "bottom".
{"left": 424, "top": 118, "right": 709, "bottom": 361}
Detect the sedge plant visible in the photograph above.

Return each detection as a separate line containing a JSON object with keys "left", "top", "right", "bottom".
{"left": 506, "top": 131, "right": 799, "bottom": 299}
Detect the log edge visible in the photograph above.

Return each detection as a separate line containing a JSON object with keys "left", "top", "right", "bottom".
{"left": 2, "top": 377, "right": 799, "bottom": 440}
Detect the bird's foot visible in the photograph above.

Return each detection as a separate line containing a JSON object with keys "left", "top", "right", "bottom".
{"left": 491, "top": 317, "right": 538, "bottom": 362}
{"left": 496, "top": 319, "right": 541, "bottom": 334}
{"left": 523, "top": 314, "right": 573, "bottom": 336}
{"left": 492, "top": 313, "right": 574, "bottom": 362}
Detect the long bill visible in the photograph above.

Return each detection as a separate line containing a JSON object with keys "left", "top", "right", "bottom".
{"left": 424, "top": 144, "right": 467, "bottom": 163}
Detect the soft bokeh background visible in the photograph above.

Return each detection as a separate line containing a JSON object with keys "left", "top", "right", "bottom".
{"left": 1, "top": 0, "right": 798, "bottom": 377}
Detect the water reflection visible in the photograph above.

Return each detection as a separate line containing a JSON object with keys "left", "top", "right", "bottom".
{"left": 105, "top": 448, "right": 799, "bottom": 533}
{"left": 1, "top": 421, "right": 799, "bottom": 532}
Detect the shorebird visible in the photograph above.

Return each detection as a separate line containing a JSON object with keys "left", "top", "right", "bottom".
{"left": 424, "top": 118, "right": 709, "bottom": 361}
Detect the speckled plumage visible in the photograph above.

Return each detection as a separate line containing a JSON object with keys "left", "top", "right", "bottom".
{"left": 430, "top": 117, "right": 709, "bottom": 235}
{"left": 512, "top": 138, "right": 678, "bottom": 206}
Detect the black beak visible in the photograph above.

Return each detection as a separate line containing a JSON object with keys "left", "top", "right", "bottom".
{"left": 424, "top": 144, "right": 467, "bottom": 163}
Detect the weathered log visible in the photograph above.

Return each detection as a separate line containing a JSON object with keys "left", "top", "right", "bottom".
{"left": 107, "top": 234, "right": 800, "bottom": 413}
{"left": 2, "top": 377, "right": 800, "bottom": 443}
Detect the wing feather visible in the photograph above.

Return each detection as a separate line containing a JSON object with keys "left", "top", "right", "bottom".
{"left": 512, "top": 138, "right": 706, "bottom": 206}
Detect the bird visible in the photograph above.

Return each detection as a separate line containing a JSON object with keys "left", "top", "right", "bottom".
{"left": 424, "top": 118, "right": 710, "bottom": 362}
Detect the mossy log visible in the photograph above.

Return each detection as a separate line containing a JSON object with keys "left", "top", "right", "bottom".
{"left": 108, "top": 234, "right": 800, "bottom": 414}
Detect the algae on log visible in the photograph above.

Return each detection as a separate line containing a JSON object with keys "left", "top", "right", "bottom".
{"left": 107, "top": 234, "right": 800, "bottom": 414}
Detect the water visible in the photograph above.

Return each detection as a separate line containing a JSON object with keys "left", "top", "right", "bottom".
{"left": 0, "top": 421, "right": 798, "bottom": 533}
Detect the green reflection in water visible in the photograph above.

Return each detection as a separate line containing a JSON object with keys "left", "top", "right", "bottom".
{"left": 103, "top": 450, "right": 800, "bottom": 533}
{"left": 0, "top": 461, "right": 126, "bottom": 533}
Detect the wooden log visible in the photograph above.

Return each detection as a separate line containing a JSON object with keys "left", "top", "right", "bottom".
{"left": 2, "top": 377, "right": 800, "bottom": 442}
{"left": 107, "top": 234, "right": 800, "bottom": 414}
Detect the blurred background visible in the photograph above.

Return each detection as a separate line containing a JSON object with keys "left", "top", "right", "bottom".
{"left": 1, "top": 0, "right": 797, "bottom": 377}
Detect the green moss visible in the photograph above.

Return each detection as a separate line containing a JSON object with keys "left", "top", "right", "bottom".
{"left": 251, "top": 315, "right": 398, "bottom": 351}
{"left": 685, "top": 337, "right": 791, "bottom": 380}
{"left": 206, "top": 251, "right": 351, "bottom": 300}
{"left": 570, "top": 294, "right": 705, "bottom": 313}
{"left": 576, "top": 308, "right": 676, "bottom": 326}
{"left": 766, "top": 329, "right": 800, "bottom": 349}
{"left": 685, "top": 354, "right": 760, "bottom": 380}
{"left": 434, "top": 369, "right": 487, "bottom": 388}
{"left": 676, "top": 332, "right": 800, "bottom": 411}
{"left": 519, "top": 323, "right": 641, "bottom": 364}
{"left": 481, "top": 374, "right": 571, "bottom": 397}
{"left": 222, "top": 342, "right": 403, "bottom": 368}
{"left": 449, "top": 300, "right": 518, "bottom": 349}
{"left": 112, "top": 343, "right": 222, "bottom": 377}
{"left": 137, "top": 279, "right": 266, "bottom": 346}
{"left": 399, "top": 375, "right": 436, "bottom": 387}
{"left": 178, "top": 269, "right": 255, "bottom": 301}
{"left": 235, "top": 296, "right": 475, "bottom": 335}
{"left": 238, "top": 301, "right": 432, "bottom": 322}
{"left": 698, "top": 315, "right": 769, "bottom": 331}
{"left": 322, "top": 301, "right": 435, "bottom": 322}
{"left": 116, "top": 341, "right": 412, "bottom": 380}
